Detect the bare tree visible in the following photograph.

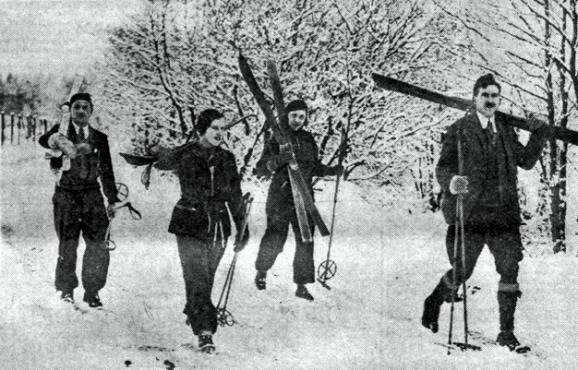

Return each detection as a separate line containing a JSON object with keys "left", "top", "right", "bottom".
{"left": 99, "top": 0, "right": 466, "bottom": 207}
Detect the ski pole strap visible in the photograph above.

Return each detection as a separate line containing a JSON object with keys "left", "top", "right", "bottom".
{"left": 114, "top": 202, "right": 143, "bottom": 220}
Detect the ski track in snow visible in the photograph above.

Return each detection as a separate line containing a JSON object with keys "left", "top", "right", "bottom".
{"left": 1, "top": 141, "right": 577, "bottom": 369}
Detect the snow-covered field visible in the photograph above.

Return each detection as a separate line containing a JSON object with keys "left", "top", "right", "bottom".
{"left": 1, "top": 141, "right": 576, "bottom": 369}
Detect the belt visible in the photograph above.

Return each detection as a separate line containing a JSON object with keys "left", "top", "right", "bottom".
{"left": 56, "top": 183, "right": 100, "bottom": 192}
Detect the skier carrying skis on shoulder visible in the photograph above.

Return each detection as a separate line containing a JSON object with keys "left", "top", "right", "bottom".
{"left": 421, "top": 74, "right": 547, "bottom": 352}
{"left": 151, "top": 109, "right": 249, "bottom": 354}
{"left": 253, "top": 99, "right": 343, "bottom": 301}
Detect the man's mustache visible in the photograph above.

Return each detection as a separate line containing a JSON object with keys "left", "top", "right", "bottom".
{"left": 485, "top": 103, "right": 496, "bottom": 108}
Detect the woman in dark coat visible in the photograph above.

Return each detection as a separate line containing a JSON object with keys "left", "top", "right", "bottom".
{"left": 153, "top": 109, "right": 249, "bottom": 354}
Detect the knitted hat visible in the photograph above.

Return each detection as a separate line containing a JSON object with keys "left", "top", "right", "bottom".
{"left": 69, "top": 93, "right": 93, "bottom": 111}
{"left": 473, "top": 74, "right": 501, "bottom": 96}
{"left": 285, "top": 99, "right": 308, "bottom": 113}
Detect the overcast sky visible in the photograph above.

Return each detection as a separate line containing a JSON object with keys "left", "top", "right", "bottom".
{"left": 0, "top": 0, "right": 142, "bottom": 77}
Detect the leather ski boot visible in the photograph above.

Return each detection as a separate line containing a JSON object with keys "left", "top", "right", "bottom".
{"left": 198, "top": 333, "right": 215, "bottom": 354}
{"left": 295, "top": 284, "right": 314, "bottom": 301}
{"left": 255, "top": 270, "right": 267, "bottom": 290}
{"left": 497, "top": 291, "right": 530, "bottom": 353}
{"left": 421, "top": 279, "right": 453, "bottom": 333}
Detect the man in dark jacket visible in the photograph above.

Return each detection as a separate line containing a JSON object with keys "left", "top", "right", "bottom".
{"left": 152, "top": 109, "right": 249, "bottom": 354}
{"left": 39, "top": 93, "right": 121, "bottom": 308}
{"left": 421, "top": 74, "right": 547, "bottom": 352}
{"left": 254, "top": 99, "right": 342, "bottom": 301}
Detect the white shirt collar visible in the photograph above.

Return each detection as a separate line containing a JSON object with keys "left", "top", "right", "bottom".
{"left": 476, "top": 111, "right": 496, "bottom": 133}
{"left": 72, "top": 122, "right": 89, "bottom": 138}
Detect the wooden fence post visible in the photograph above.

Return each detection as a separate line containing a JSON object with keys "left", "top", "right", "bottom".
{"left": 17, "top": 113, "right": 22, "bottom": 145}
{"left": 1, "top": 112, "right": 5, "bottom": 146}
{"left": 32, "top": 115, "right": 37, "bottom": 140}
{"left": 25, "top": 115, "right": 31, "bottom": 140}
{"left": 10, "top": 112, "right": 15, "bottom": 144}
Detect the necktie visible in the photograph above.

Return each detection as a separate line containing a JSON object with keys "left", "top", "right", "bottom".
{"left": 78, "top": 127, "right": 88, "bottom": 179}
{"left": 485, "top": 121, "right": 496, "bottom": 147}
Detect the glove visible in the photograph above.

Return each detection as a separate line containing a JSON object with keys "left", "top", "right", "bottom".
{"left": 234, "top": 228, "right": 250, "bottom": 252}
{"left": 329, "top": 164, "right": 344, "bottom": 177}
{"left": 527, "top": 114, "right": 548, "bottom": 137}
{"left": 267, "top": 152, "right": 293, "bottom": 171}
{"left": 449, "top": 175, "right": 469, "bottom": 195}
{"left": 107, "top": 202, "right": 122, "bottom": 219}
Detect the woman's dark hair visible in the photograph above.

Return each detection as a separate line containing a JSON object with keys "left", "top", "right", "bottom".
{"left": 196, "top": 109, "right": 224, "bottom": 135}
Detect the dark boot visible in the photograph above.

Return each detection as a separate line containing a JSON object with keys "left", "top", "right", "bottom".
{"left": 60, "top": 290, "right": 74, "bottom": 303}
{"left": 295, "top": 284, "right": 314, "bottom": 301}
{"left": 83, "top": 291, "right": 103, "bottom": 308}
{"left": 497, "top": 291, "right": 529, "bottom": 352}
{"left": 421, "top": 279, "right": 452, "bottom": 333}
{"left": 198, "top": 333, "right": 215, "bottom": 354}
{"left": 496, "top": 331, "right": 530, "bottom": 353}
{"left": 255, "top": 270, "right": 267, "bottom": 290}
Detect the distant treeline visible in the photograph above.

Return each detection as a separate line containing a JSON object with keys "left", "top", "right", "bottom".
{"left": 0, "top": 74, "right": 43, "bottom": 114}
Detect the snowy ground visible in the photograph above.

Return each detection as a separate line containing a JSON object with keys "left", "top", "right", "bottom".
{"left": 1, "top": 140, "right": 577, "bottom": 369}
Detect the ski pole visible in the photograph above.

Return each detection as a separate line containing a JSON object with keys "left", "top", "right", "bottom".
{"left": 216, "top": 253, "right": 238, "bottom": 327}
{"left": 448, "top": 196, "right": 460, "bottom": 354}
{"left": 455, "top": 132, "right": 471, "bottom": 348}
{"left": 216, "top": 193, "right": 253, "bottom": 327}
{"left": 459, "top": 188, "right": 469, "bottom": 347}
{"left": 317, "top": 122, "right": 349, "bottom": 289}
{"left": 448, "top": 130, "right": 464, "bottom": 353}
{"left": 100, "top": 183, "right": 141, "bottom": 251}
{"left": 317, "top": 172, "right": 341, "bottom": 289}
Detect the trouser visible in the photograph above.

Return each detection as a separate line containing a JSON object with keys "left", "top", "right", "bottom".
{"left": 439, "top": 224, "right": 524, "bottom": 332}
{"left": 53, "top": 187, "right": 110, "bottom": 294}
{"left": 255, "top": 201, "right": 315, "bottom": 285}
{"left": 176, "top": 234, "right": 226, "bottom": 336}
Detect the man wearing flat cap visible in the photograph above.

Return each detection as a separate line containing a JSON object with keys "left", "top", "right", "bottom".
{"left": 253, "top": 99, "right": 342, "bottom": 301}
{"left": 421, "top": 74, "right": 547, "bottom": 352}
{"left": 39, "top": 92, "right": 121, "bottom": 308}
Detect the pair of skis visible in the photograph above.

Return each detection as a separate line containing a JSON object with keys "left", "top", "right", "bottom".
{"left": 238, "top": 55, "right": 330, "bottom": 243}
{"left": 371, "top": 73, "right": 578, "bottom": 146}
{"left": 239, "top": 55, "right": 345, "bottom": 288}
{"left": 239, "top": 55, "right": 350, "bottom": 288}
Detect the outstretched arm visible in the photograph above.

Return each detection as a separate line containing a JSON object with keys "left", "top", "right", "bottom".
{"left": 514, "top": 131, "right": 547, "bottom": 170}
{"left": 152, "top": 144, "right": 184, "bottom": 171}
{"left": 310, "top": 136, "right": 342, "bottom": 177}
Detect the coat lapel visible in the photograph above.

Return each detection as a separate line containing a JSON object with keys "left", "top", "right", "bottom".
{"left": 462, "top": 113, "right": 486, "bottom": 155}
